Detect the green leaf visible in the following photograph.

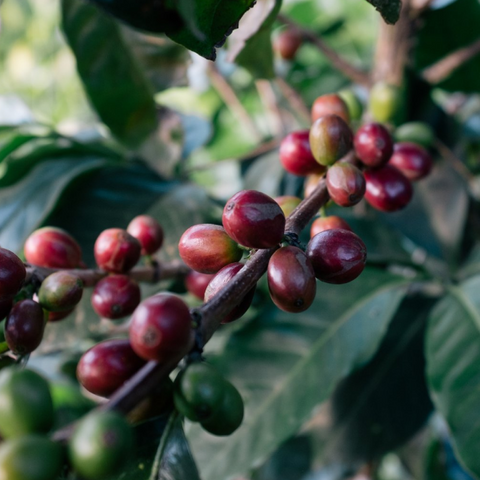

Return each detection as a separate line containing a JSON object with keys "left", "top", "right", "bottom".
{"left": 365, "top": 0, "right": 401, "bottom": 24}
{"left": 426, "top": 276, "right": 480, "bottom": 479}
{"left": 188, "top": 268, "right": 411, "bottom": 480}
{"left": 61, "top": 0, "right": 157, "bottom": 147}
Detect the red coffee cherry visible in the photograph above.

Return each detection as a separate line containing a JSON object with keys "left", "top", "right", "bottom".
{"left": 0, "top": 248, "right": 26, "bottom": 297}
{"left": 388, "top": 142, "right": 433, "bottom": 181}
{"left": 311, "top": 94, "right": 350, "bottom": 124}
{"left": 94, "top": 228, "right": 141, "bottom": 273}
{"left": 77, "top": 339, "right": 146, "bottom": 397}
{"left": 222, "top": 190, "right": 286, "bottom": 249}
{"left": 274, "top": 28, "right": 303, "bottom": 60}
{"left": 91, "top": 275, "right": 141, "bottom": 319}
{"left": 267, "top": 246, "right": 316, "bottom": 313}
{"left": 307, "top": 229, "right": 367, "bottom": 284}
{"left": 48, "top": 309, "right": 74, "bottom": 322}
{"left": 279, "top": 131, "right": 326, "bottom": 176}
{"left": 38, "top": 271, "right": 83, "bottom": 312}
{"left": 274, "top": 196, "right": 302, "bottom": 218}
{"left": 309, "top": 115, "right": 353, "bottom": 166}
{"left": 184, "top": 271, "right": 215, "bottom": 301}
{"left": 326, "top": 163, "right": 366, "bottom": 207}
{"left": 179, "top": 224, "right": 243, "bottom": 274}
{"left": 204, "top": 263, "right": 255, "bottom": 324}
{"left": 0, "top": 297, "right": 13, "bottom": 321}
{"left": 129, "top": 294, "right": 192, "bottom": 361}
{"left": 24, "top": 227, "right": 82, "bottom": 269}
{"left": 364, "top": 164, "right": 413, "bottom": 212}
{"left": 127, "top": 215, "right": 164, "bottom": 255}
{"left": 5, "top": 299, "right": 45, "bottom": 355}
{"left": 354, "top": 123, "right": 393, "bottom": 168}
{"left": 310, "top": 216, "right": 352, "bottom": 237}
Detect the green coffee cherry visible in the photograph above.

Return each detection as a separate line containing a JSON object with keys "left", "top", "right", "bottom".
{"left": 68, "top": 411, "right": 133, "bottom": 480}
{"left": 0, "top": 435, "right": 63, "bottom": 480}
{"left": 395, "top": 121, "right": 435, "bottom": 148}
{"left": 38, "top": 271, "right": 83, "bottom": 312}
{"left": 369, "top": 82, "right": 401, "bottom": 124}
{"left": 338, "top": 89, "right": 363, "bottom": 121}
{"left": 0, "top": 368, "right": 54, "bottom": 439}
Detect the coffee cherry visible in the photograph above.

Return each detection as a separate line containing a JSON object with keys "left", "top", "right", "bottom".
{"left": 69, "top": 411, "right": 133, "bottom": 480}
{"left": 353, "top": 122, "right": 393, "bottom": 168}
{"left": 204, "top": 263, "right": 256, "bottom": 324}
{"left": 389, "top": 142, "right": 433, "bottom": 181}
{"left": 47, "top": 309, "right": 74, "bottom": 322}
{"left": 179, "top": 224, "right": 243, "bottom": 274}
{"left": 267, "top": 246, "right": 316, "bottom": 313}
{"left": 184, "top": 271, "right": 215, "bottom": 300}
{"left": 38, "top": 271, "right": 83, "bottom": 312}
{"left": 395, "top": 122, "right": 434, "bottom": 148}
{"left": 369, "top": 82, "right": 401, "bottom": 124}
{"left": 127, "top": 215, "right": 164, "bottom": 255}
{"left": 0, "top": 249, "right": 26, "bottom": 297}
{"left": 201, "top": 381, "right": 244, "bottom": 436}
{"left": 223, "top": 190, "right": 285, "bottom": 249}
{"left": 94, "top": 228, "right": 141, "bottom": 273}
{"left": 0, "top": 368, "right": 54, "bottom": 438}
{"left": 77, "top": 339, "right": 145, "bottom": 397}
{"left": 279, "top": 131, "right": 326, "bottom": 176}
{"left": 174, "top": 363, "right": 226, "bottom": 422}
{"left": 5, "top": 300, "right": 44, "bottom": 355}
{"left": 24, "top": 227, "right": 82, "bottom": 269}
{"left": 274, "top": 28, "right": 303, "bottom": 60}
{"left": 309, "top": 115, "right": 353, "bottom": 166}
{"left": 307, "top": 229, "right": 367, "bottom": 284}
{"left": 310, "top": 216, "right": 352, "bottom": 237}
{"left": 304, "top": 173, "right": 324, "bottom": 198}
{"left": 364, "top": 164, "right": 413, "bottom": 212}
{"left": 274, "top": 196, "right": 302, "bottom": 217}
{"left": 326, "top": 163, "right": 366, "bottom": 207}
{"left": 0, "top": 297, "right": 13, "bottom": 321}
{"left": 129, "top": 293, "right": 192, "bottom": 361}
{"left": 311, "top": 94, "right": 350, "bottom": 124}
{"left": 91, "top": 275, "right": 141, "bottom": 319}
{"left": 338, "top": 89, "right": 363, "bottom": 121}
{"left": 0, "top": 435, "right": 63, "bottom": 480}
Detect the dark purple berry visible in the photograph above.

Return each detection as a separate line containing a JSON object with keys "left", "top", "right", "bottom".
{"left": 389, "top": 142, "right": 433, "bottom": 181}
{"left": 354, "top": 122, "right": 393, "bottom": 168}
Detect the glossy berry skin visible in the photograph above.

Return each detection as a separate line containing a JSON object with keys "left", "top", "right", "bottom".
{"left": 309, "top": 115, "right": 353, "bottom": 166}
{"left": 127, "top": 215, "right": 164, "bottom": 255}
{"left": 5, "top": 300, "right": 45, "bottom": 355}
{"left": 388, "top": 142, "right": 433, "bottom": 181}
{"left": 311, "top": 94, "right": 350, "bottom": 124}
{"left": 274, "top": 28, "right": 303, "bottom": 60}
{"left": 369, "top": 82, "right": 401, "bottom": 124}
{"left": 69, "top": 411, "right": 133, "bottom": 480}
{"left": 204, "top": 263, "right": 256, "bottom": 324}
{"left": 129, "top": 293, "right": 192, "bottom": 361}
{"left": 354, "top": 123, "right": 393, "bottom": 168}
{"left": 77, "top": 339, "right": 145, "bottom": 397}
{"left": 91, "top": 275, "right": 141, "bottom": 319}
{"left": 0, "top": 249, "right": 26, "bottom": 297}
{"left": 94, "top": 228, "right": 141, "bottom": 273}
{"left": 395, "top": 122, "right": 434, "bottom": 148}
{"left": 0, "top": 368, "right": 54, "bottom": 439}
{"left": 223, "top": 190, "right": 286, "bottom": 249}
{"left": 184, "top": 271, "right": 215, "bottom": 301}
{"left": 267, "top": 246, "right": 316, "bottom": 313}
{"left": 0, "top": 297, "right": 13, "bottom": 321}
{"left": 0, "top": 435, "right": 63, "bottom": 480}
{"left": 24, "top": 227, "right": 82, "bottom": 269}
{"left": 364, "top": 165, "right": 413, "bottom": 212}
{"left": 179, "top": 224, "right": 243, "bottom": 274}
{"left": 307, "top": 229, "right": 367, "bottom": 284}
{"left": 38, "top": 271, "right": 83, "bottom": 312}
{"left": 274, "top": 196, "right": 302, "bottom": 217}
{"left": 279, "top": 131, "right": 326, "bottom": 176}
{"left": 310, "top": 216, "right": 352, "bottom": 238}
{"left": 326, "top": 163, "right": 366, "bottom": 207}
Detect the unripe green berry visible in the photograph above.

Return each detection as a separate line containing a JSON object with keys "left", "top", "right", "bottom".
{"left": 369, "top": 82, "right": 401, "bottom": 124}
{"left": 38, "top": 271, "right": 83, "bottom": 312}
{"left": 338, "top": 89, "right": 363, "bottom": 121}
{"left": 394, "top": 121, "right": 435, "bottom": 148}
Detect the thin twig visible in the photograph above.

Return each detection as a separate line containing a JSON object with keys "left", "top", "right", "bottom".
{"left": 276, "top": 77, "right": 311, "bottom": 126}
{"left": 255, "top": 79, "right": 287, "bottom": 137}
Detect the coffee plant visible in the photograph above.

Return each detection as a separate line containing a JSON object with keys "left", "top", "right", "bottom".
{"left": 0, "top": 0, "right": 480, "bottom": 479}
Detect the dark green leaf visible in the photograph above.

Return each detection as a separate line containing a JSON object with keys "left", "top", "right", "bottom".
{"left": 365, "top": 0, "right": 402, "bottom": 24}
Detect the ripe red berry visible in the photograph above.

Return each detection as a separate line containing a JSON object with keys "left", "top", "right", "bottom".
{"left": 24, "top": 227, "right": 82, "bottom": 269}
{"left": 204, "top": 263, "right": 256, "bottom": 324}
{"left": 274, "top": 28, "right": 303, "bottom": 60}
{"left": 38, "top": 271, "right": 83, "bottom": 312}
{"left": 222, "top": 190, "right": 285, "bottom": 249}
{"left": 129, "top": 294, "right": 193, "bottom": 361}
{"left": 48, "top": 309, "right": 74, "bottom": 322}
{"left": 94, "top": 228, "right": 141, "bottom": 273}
{"left": 0, "top": 248, "right": 26, "bottom": 297}
{"left": 279, "top": 131, "right": 326, "bottom": 176}
{"left": 364, "top": 164, "right": 413, "bottom": 212}
{"left": 306, "top": 229, "right": 367, "bottom": 284}
{"left": 274, "top": 196, "right": 302, "bottom": 218}
{"left": 354, "top": 123, "right": 394, "bottom": 168}
{"left": 267, "top": 246, "right": 316, "bottom": 313}
{"left": 127, "top": 215, "right": 164, "bottom": 255}
{"left": 310, "top": 216, "right": 352, "bottom": 237}
{"left": 326, "top": 163, "right": 366, "bottom": 207}
{"left": 77, "top": 339, "right": 146, "bottom": 397}
{"left": 184, "top": 271, "right": 215, "bottom": 301}
{"left": 91, "top": 275, "right": 141, "bottom": 319}
{"left": 388, "top": 142, "right": 433, "bottom": 181}
{"left": 311, "top": 94, "right": 350, "bottom": 124}
{"left": 179, "top": 224, "right": 243, "bottom": 274}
